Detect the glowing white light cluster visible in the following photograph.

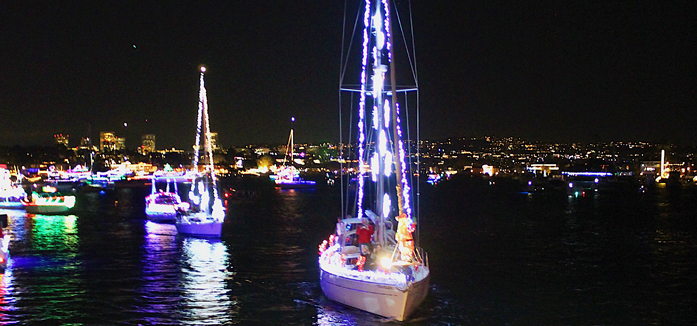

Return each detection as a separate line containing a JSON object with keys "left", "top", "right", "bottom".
{"left": 370, "top": 153, "right": 379, "bottom": 181}
{"left": 378, "top": 130, "right": 387, "bottom": 156}
{"left": 382, "top": 193, "right": 391, "bottom": 218}
{"left": 384, "top": 152, "right": 393, "bottom": 176}
{"left": 372, "top": 66, "right": 384, "bottom": 98}
{"left": 383, "top": 99, "right": 390, "bottom": 128}
{"left": 211, "top": 198, "right": 225, "bottom": 222}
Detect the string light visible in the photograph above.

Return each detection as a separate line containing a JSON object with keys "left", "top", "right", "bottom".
{"left": 191, "top": 67, "right": 224, "bottom": 220}
{"left": 371, "top": 153, "right": 379, "bottom": 182}
{"left": 356, "top": 0, "right": 371, "bottom": 220}
{"left": 192, "top": 71, "right": 205, "bottom": 168}
{"left": 396, "top": 103, "right": 413, "bottom": 220}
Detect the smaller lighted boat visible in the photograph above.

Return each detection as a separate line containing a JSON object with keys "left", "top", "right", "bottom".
{"left": 272, "top": 166, "right": 317, "bottom": 189}
{"left": 0, "top": 168, "right": 26, "bottom": 209}
{"left": 0, "top": 187, "right": 27, "bottom": 209}
{"left": 270, "top": 120, "right": 316, "bottom": 189}
{"left": 22, "top": 186, "right": 76, "bottom": 214}
{"left": 145, "top": 168, "right": 188, "bottom": 222}
{"left": 146, "top": 191, "right": 187, "bottom": 222}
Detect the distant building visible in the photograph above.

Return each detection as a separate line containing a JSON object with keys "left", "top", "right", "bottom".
{"left": 527, "top": 163, "right": 559, "bottom": 177}
{"left": 141, "top": 134, "right": 156, "bottom": 154}
{"left": 209, "top": 132, "right": 219, "bottom": 151}
{"left": 54, "top": 134, "right": 69, "bottom": 147}
{"left": 79, "top": 137, "right": 92, "bottom": 150}
{"left": 115, "top": 137, "right": 126, "bottom": 151}
{"left": 100, "top": 132, "right": 117, "bottom": 152}
{"left": 194, "top": 132, "right": 219, "bottom": 153}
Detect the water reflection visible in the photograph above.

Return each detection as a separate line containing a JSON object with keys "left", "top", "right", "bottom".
{"left": 0, "top": 212, "right": 86, "bottom": 324}
{"left": 0, "top": 268, "right": 15, "bottom": 320}
{"left": 26, "top": 215, "right": 79, "bottom": 252}
{"left": 180, "top": 238, "right": 235, "bottom": 325}
{"left": 138, "top": 222, "right": 236, "bottom": 324}
{"left": 137, "top": 221, "right": 180, "bottom": 324}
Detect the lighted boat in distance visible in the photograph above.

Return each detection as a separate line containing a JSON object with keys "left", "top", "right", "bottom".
{"left": 145, "top": 165, "right": 189, "bottom": 221}
{"left": 0, "top": 168, "right": 27, "bottom": 209}
{"left": 45, "top": 164, "right": 92, "bottom": 193}
{"left": 271, "top": 167, "right": 317, "bottom": 189}
{"left": 22, "top": 186, "right": 76, "bottom": 214}
{"left": 175, "top": 66, "right": 224, "bottom": 238}
{"left": 270, "top": 118, "right": 317, "bottom": 189}
{"left": 319, "top": 0, "right": 429, "bottom": 321}
{"left": 145, "top": 170, "right": 188, "bottom": 222}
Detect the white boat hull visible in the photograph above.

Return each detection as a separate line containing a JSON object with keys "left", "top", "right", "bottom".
{"left": 23, "top": 194, "right": 76, "bottom": 214}
{"left": 145, "top": 207, "right": 178, "bottom": 222}
{"left": 145, "top": 192, "right": 182, "bottom": 222}
{"left": 24, "top": 205, "right": 72, "bottom": 214}
{"left": 319, "top": 266, "right": 430, "bottom": 321}
{"left": 176, "top": 213, "right": 223, "bottom": 237}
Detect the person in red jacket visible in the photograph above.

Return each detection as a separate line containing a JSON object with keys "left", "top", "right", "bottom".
{"left": 356, "top": 218, "right": 374, "bottom": 257}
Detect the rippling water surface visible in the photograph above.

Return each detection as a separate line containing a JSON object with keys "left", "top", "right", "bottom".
{"left": 0, "top": 177, "right": 696, "bottom": 325}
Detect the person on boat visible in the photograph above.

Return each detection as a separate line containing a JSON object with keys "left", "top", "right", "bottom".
{"left": 335, "top": 218, "right": 345, "bottom": 246}
{"left": 356, "top": 218, "right": 374, "bottom": 261}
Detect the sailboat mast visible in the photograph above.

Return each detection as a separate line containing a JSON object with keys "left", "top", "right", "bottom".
{"left": 386, "top": 0, "right": 404, "bottom": 216}
{"left": 200, "top": 67, "right": 219, "bottom": 201}
{"left": 193, "top": 69, "right": 206, "bottom": 170}
{"left": 373, "top": 0, "right": 386, "bottom": 247}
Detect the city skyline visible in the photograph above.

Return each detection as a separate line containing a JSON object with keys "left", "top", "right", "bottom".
{"left": 1, "top": 1, "right": 695, "bottom": 149}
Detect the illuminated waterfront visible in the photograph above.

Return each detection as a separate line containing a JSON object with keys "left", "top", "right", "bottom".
{"left": 0, "top": 178, "right": 695, "bottom": 324}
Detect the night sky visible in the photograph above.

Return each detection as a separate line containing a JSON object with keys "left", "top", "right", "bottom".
{"left": 1, "top": 1, "right": 695, "bottom": 149}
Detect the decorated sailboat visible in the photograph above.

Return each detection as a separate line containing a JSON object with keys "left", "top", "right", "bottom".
{"left": 145, "top": 165, "right": 187, "bottom": 222}
{"left": 271, "top": 117, "right": 317, "bottom": 189}
{"left": 175, "top": 67, "right": 225, "bottom": 237}
{"left": 318, "top": 0, "right": 429, "bottom": 321}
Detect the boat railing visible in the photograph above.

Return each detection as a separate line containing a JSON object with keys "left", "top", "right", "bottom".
{"left": 415, "top": 247, "right": 428, "bottom": 268}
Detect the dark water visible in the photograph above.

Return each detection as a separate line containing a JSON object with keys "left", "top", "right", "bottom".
{"left": 1, "top": 177, "right": 696, "bottom": 325}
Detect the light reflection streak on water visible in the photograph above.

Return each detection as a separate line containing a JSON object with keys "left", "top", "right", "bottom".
{"left": 0, "top": 209, "right": 30, "bottom": 242}
{"left": 180, "top": 237, "right": 234, "bottom": 325}
{"left": 29, "top": 215, "right": 79, "bottom": 252}
{"left": 0, "top": 269, "right": 16, "bottom": 320}
{"left": 138, "top": 221, "right": 180, "bottom": 324}
{"left": 0, "top": 212, "right": 85, "bottom": 324}
{"left": 315, "top": 306, "right": 361, "bottom": 326}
